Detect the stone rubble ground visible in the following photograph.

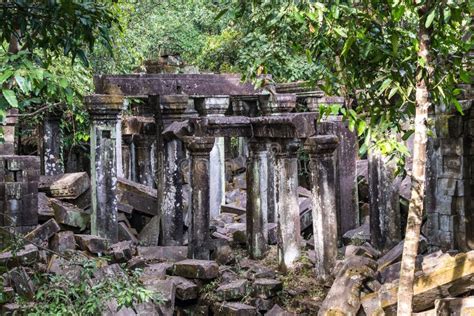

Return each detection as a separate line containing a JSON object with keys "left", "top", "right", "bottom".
{"left": 0, "top": 159, "right": 472, "bottom": 315}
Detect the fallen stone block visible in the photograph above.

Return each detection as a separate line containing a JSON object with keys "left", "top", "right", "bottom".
{"left": 434, "top": 297, "right": 474, "bottom": 315}
{"left": 342, "top": 222, "right": 370, "bottom": 245}
{"left": 251, "top": 298, "right": 275, "bottom": 313}
{"left": 24, "top": 218, "right": 60, "bottom": 244}
{"left": 377, "top": 240, "right": 404, "bottom": 271}
{"left": 75, "top": 234, "right": 109, "bottom": 254}
{"left": 173, "top": 259, "right": 219, "bottom": 280}
{"left": 344, "top": 244, "right": 381, "bottom": 260}
{"left": 0, "top": 244, "right": 38, "bottom": 268}
{"left": 117, "top": 177, "right": 157, "bottom": 216}
{"left": 118, "top": 222, "right": 138, "bottom": 243}
{"left": 221, "top": 204, "right": 246, "bottom": 216}
{"left": 93, "top": 263, "right": 127, "bottom": 283}
{"left": 252, "top": 278, "right": 282, "bottom": 299}
{"left": 137, "top": 246, "right": 187, "bottom": 262}
{"left": 246, "top": 265, "right": 276, "bottom": 280}
{"left": 51, "top": 198, "right": 90, "bottom": 231}
{"left": 212, "top": 302, "right": 257, "bottom": 316}
{"left": 2, "top": 302, "right": 35, "bottom": 315}
{"left": 133, "top": 302, "right": 160, "bottom": 315}
{"left": 8, "top": 267, "right": 35, "bottom": 299}
{"left": 127, "top": 256, "right": 146, "bottom": 270}
{"left": 214, "top": 244, "right": 235, "bottom": 265}
{"left": 319, "top": 256, "right": 377, "bottom": 315}
{"left": 39, "top": 172, "right": 89, "bottom": 199}
{"left": 49, "top": 231, "right": 76, "bottom": 254}
{"left": 216, "top": 279, "right": 248, "bottom": 301}
{"left": 47, "top": 254, "right": 82, "bottom": 282}
{"left": 143, "top": 278, "right": 176, "bottom": 315}
{"left": 140, "top": 263, "right": 172, "bottom": 283}
{"left": 169, "top": 276, "right": 199, "bottom": 301}
{"left": 362, "top": 250, "right": 474, "bottom": 313}
{"left": 68, "top": 189, "right": 92, "bottom": 210}
{"left": 266, "top": 304, "right": 295, "bottom": 315}
{"left": 137, "top": 215, "right": 160, "bottom": 246}
{"left": 108, "top": 241, "right": 135, "bottom": 263}
{"left": 38, "top": 192, "right": 54, "bottom": 221}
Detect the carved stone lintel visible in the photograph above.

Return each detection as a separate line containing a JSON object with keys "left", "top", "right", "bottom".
{"left": 193, "top": 96, "right": 230, "bottom": 117}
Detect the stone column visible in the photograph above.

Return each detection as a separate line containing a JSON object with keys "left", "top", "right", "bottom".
{"left": 368, "top": 149, "right": 401, "bottom": 251}
{"left": 194, "top": 96, "right": 229, "bottom": 219}
{"left": 40, "top": 111, "right": 64, "bottom": 175}
{"left": 122, "top": 135, "right": 132, "bottom": 179}
{"left": 85, "top": 94, "right": 123, "bottom": 243}
{"left": 275, "top": 138, "right": 301, "bottom": 271}
{"left": 305, "top": 135, "right": 339, "bottom": 281}
{"left": 0, "top": 109, "right": 18, "bottom": 155}
{"left": 183, "top": 136, "right": 215, "bottom": 259}
{"left": 135, "top": 134, "right": 155, "bottom": 187}
{"left": 246, "top": 139, "right": 270, "bottom": 259}
{"left": 160, "top": 95, "right": 189, "bottom": 246}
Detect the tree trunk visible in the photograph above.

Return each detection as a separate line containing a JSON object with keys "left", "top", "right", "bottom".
{"left": 397, "top": 3, "right": 432, "bottom": 315}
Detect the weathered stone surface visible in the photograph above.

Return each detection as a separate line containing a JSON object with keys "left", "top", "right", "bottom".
{"left": 266, "top": 304, "right": 295, "bottom": 316}
{"left": 221, "top": 204, "right": 246, "bottom": 216}
{"left": 117, "top": 177, "right": 157, "bottom": 216}
{"left": 319, "top": 256, "right": 377, "bottom": 315}
{"left": 118, "top": 221, "right": 138, "bottom": 243}
{"left": 216, "top": 279, "right": 248, "bottom": 301}
{"left": 173, "top": 259, "right": 219, "bottom": 279}
{"left": 49, "top": 231, "right": 76, "bottom": 253}
{"left": 214, "top": 245, "right": 235, "bottom": 265}
{"left": 39, "top": 172, "right": 89, "bottom": 199}
{"left": 140, "top": 263, "right": 172, "bottom": 282}
{"left": 143, "top": 278, "right": 176, "bottom": 316}
{"left": 133, "top": 301, "right": 160, "bottom": 315}
{"left": 8, "top": 267, "right": 35, "bottom": 299}
{"left": 0, "top": 244, "right": 38, "bottom": 268}
{"left": 362, "top": 251, "right": 474, "bottom": 313}
{"left": 127, "top": 256, "right": 146, "bottom": 270}
{"left": 109, "top": 241, "right": 135, "bottom": 263}
{"left": 51, "top": 198, "right": 90, "bottom": 231}
{"left": 75, "top": 234, "right": 109, "bottom": 254}
{"left": 137, "top": 246, "right": 187, "bottom": 262}
{"left": 252, "top": 278, "right": 282, "bottom": 299}
{"left": 434, "top": 297, "right": 474, "bottom": 315}
{"left": 212, "top": 302, "right": 257, "bottom": 316}
{"left": 47, "top": 254, "right": 82, "bottom": 282}
{"left": 377, "top": 240, "right": 404, "bottom": 271}
{"left": 137, "top": 215, "right": 160, "bottom": 246}
{"left": 93, "top": 263, "right": 127, "bottom": 283}
{"left": 24, "top": 219, "right": 60, "bottom": 244}
{"left": 342, "top": 222, "right": 370, "bottom": 245}
{"left": 169, "top": 276, "right": 199, "bottom": 301}
{"left": 38, "top": 192, "right": 54, "bottom": 221}
{"left": 344, "top": 244, "right": 380, "bottom": 260}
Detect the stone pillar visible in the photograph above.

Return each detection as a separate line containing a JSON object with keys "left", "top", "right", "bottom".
{"left": 246, "top": 139, "right": 270, "bottom": 259}
{"left": 0, "top": 156, "right": 39, "bottom": 246}
{"left": 183, "top": 136, "right": 215, "bottom": 259}
{"left": 85, "top": 94, "right": 123, "bottom": 243}
{"left": 305, "top": 135, "right": 339, "bottom": 281}
{"left": 135, "top": 135, "right": 155, "bottom": 187}
{"left": 275, "top": 139, "right": 301, "bottom": 271}
{"left": 194, "top": 96, "right": 229, "bottom": 219}
{"left": 122, "top": 135, "right": 132, "bottom": 179}
{"left": 368, "top": 149, "right": 401, "bottom": 251}
{"left": 40, "top": 111, "right": 64, "bottom": 175}
{"left": 0, "top": 109, "right": 18, "bottom": 155}
{"left": 160, "top": 95, "right": 189, "bottom": 246}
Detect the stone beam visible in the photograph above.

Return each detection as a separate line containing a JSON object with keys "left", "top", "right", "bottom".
{"left": 94, "top": 74, "right": 261, "bottom": 97}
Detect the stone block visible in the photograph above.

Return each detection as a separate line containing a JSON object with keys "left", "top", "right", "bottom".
{"left": 47, "top": 255, "right": 82, "bottom": 282}
{"left": 362, "top": 250, "right": 474, "bottom": 313}
{"left": 39, "top": 172, "right": 89, "bottom": 199}
{"left": 342, "top": 222, "right": 370, "bottom": 245}
{"left": 439, "top": 215, "right": 454, "bottom": 232}
{"left": 108, "top": 241, "right": 135, "bottom": 263}
{"left": 173, "top": 259, "right": 219, "bottom": 279}
{"left": 216, "top": 279, "right": 248, "bottom": 301}
{"left": 212, "top": 302, "right": 257, "bottom": 316}
{"left": 434, "top": 297, "right": 474, "bottom": 315}
{"left": 143, "top": 279, "right": 176, "bottom": 316}
{"left": 24, "top": 219, "right": 60, "bottom": 244}
{"left": 252, "top": 278, "right": 282, "bottom": 299}
{"left": 93, "top": 263, "right": 127, "bottom": 283}
{"left": 51, "top": 198, "right": 90, "bottom": 230}
{"left": 169, "top": 276, "right": 199, "bottom": 301}
{"left": 140, "top": 263, "right": 172, "bottom": 282}
{"left": 0, "top": 244, "right": 38, "bottom": 268}
{"left": 8, "top": 267, "right": 35, "bottom": 299}
{"left": 118, "top": 222, "right": 138, "bottom": 243}
{"left": 377, "top": 240, "right": 404, "bottom": 271}
{"left": 117, "top": 177, "right": 157, "bottom": 216}
{"left": 38, "top": 192, "right": 54, "bottom": 221}
{"left": 75, "top": 234, "right": 109, "bottom": 254}
{"left": 49, "top": 231, "right": 76, "bottom": 253}
{"left": 137, "top": 246, "right": 187, "bottom": 262}
{"left": 127, "top": 256, "right": 146, "bottom": 270}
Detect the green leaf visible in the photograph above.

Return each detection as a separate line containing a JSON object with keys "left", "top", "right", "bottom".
{"left": 341, "top": 36, "right": 355, "bottom": 56}
{"left": 377, "top": 78, "right": 392, "bottom": 96}
{"left": 0, "top": 70, "right": 13, "bottom": 85}
{"left": 388, "top": 86, "right": 398, "bottom": 99}
{"left": 59, "top": 78, "right": 68, "bottom": 88}
{"left": 357, "top": 120, "right": 367, "bottom": 136}
{"left": 214, "top": 8, "right": 228, "bottom": 21}
{"left": 425, "top": 9, "right": 436, "bottom": 28}
{"left": 14, "top": 75, "right": 30, "bottom": 93}
{"left": 402, "top": 130, "right": 414, "bottom": 141}
{"left": 452, "top": 99, "right": 464, "bottom": 115}
{"left": 2, "top": 89, "right": 18, "bottom": 108}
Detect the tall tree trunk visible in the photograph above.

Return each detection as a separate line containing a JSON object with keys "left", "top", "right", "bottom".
{"left": 397, "top": 3, "right": 432, "bottom": 315}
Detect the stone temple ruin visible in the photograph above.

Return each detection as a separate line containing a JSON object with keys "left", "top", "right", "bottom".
{"left": 0, "top": 67, "right": 472, "bottom": 314}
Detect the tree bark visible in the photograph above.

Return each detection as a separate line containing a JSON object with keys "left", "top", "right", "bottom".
{"left": 396, "top": 3, "right": 432, "bottom": 315}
